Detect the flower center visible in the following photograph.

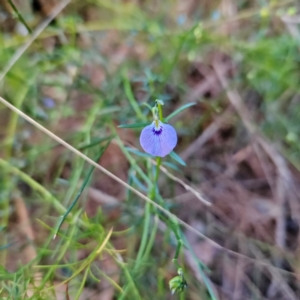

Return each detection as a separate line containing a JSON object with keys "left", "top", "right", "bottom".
{"left": 152, "top": 125, "right": 163, "bottom": 136}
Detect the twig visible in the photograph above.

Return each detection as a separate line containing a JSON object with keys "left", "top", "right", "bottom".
{"left": 281, "top": 14, "right": 300, "bottom": 24}
{"left": 180, "top": 107, "right": 232, "bottom": 160}
{"left": 151, "top": 158, "right": 211, "bottom": 206}
{"left": 213, "top": 63, "right": 296, "bottom": 297}
{"left": 0, "top": 157, "right": 65, "bottom": 213}
{"left": 250, "top": 244, "right": 298, "bottom": 300}
{"left": 184, "top": 69, "right": 225, "bottom": 104}
{"left": 53, "top": 144, "right": 109, "bottom": 239}
{"left": 112, "top": 139, "right": 211, "bottom": 206}
{"left": 0, "top": 95, "right": 218, "bottom": 247}
{"left": 281, "top": 15, "right": 300, "bottom": 41}
{"left": 88, "top": 187, "right": 119, "bottom": 206}
{"left": 13, "top": 194, "right": 45, "bottom": 298}
{"left": 7, "top": 0, "right": 32, "bottom": 33}
{"left": 14, "top": 195, "right": 36, "bottom": 263}
{"left": 213, "top": 61, "right": 291, "bottom": 251}
{"left": 0, "top": 0, "right": 71, "bottom": 82}
{"left": 1, "top": 95, "right": 300, "bottom": 278}
{"left": 214, "top": 60, "right": 295, "bottom": 295}
{"left": 252, "top": 142, "right": 276, "bottom": 195}
{"left": 202, "top": 0, "right": 294, "bottom": 31}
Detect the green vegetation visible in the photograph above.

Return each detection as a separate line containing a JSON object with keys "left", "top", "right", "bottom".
{"left": 1, "top": 0, "right": 300, "bottom": 299}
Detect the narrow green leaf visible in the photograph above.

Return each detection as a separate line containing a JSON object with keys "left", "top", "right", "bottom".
{"left": 53, "top": 141, "right": 111, "bottom": 238}
{"left": 162, "top": 162, "right": 182, "bottom": 172}
{"left": 123, "top": 73, "right": 145, "bottom": 121}
{"left": 130, "top": 174, "right": 148, "bottom": 192}
{"left": 165, "top": 102, "right": 196, "bottom": 122}
{"left": 118, "top": 122, "right": 149, "bottom": 129}
{"left": 169, "top": 151, "right": 186, "bottom": 166}
{"left": 0, "top": 243, "right": 13, "bottom": 251}
{"left": 126, "top": 147, "right": 152, "bottom": 158}
{"left": 78, "top": 135, "right": 114, "bottom": 150}
{"left": 7, "top": 0, "right": 32, "bottom": 33}
{"left": 142, "top": 102, "right": 153, "bottom": 111}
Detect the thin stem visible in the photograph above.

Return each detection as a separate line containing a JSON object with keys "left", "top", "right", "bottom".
{"left": 0, "top": 158, "right": 65, "bottom": 213}
{"left": 135, "top": 201, "right": 151, "bottom": 265}
{"left": 0, "top": 81, "right": 33, "bottom": 265}
{"left": 144, "top": 215, "right": 159, "bottom": 259}
{"left": 53, "top": 143, "right": 109, "bottom": 238}
{"left": 135, "top": 160, "right": 153, "bottom": 267}
{"left": 0, "top": 0, "right": 71, "bottom": 82}
{"left": 170, "top": 220, "right": 183, "bottom": 270}
{"left": 7, "top": 0, "right": 32, "bottom": 33}
{"left": 157, "top": 103, "right": 163, "bottom": 121}
{"left": 159, "top": 213, "right": 184, "bottom": 270}
{"left": 154, "top": 157, "right": 161, "bottom": 183}
{"left": 135, "top": 157, "right": 161, "bottom": 269}
{"left": 0, "top": 96, "right": 228, "bottom": 255}
{"left": 123, "top": 72, "right": 145, "bottom": 121}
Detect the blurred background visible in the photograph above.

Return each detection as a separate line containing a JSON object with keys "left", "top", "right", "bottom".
{"left": 1, "top": 0, "right": 300, "bottom": 299}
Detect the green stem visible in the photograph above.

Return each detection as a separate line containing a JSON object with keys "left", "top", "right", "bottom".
{"left": 170, "top": 220, "right": 183, "bottom": 270}
{"left": 7, "top": 0, "right": 32, "bottom": 33}
{"left": 159, "top": 213, "right": 184, "bottom": 270}
{"left": 157, "top": 103, "right": 163, "bottom": 121}
{"left": 53, "top": 142, "right": 109, "bottom": 238}
{"left": 123, "top": 72, "right": 145, "bottom": 121}
{"left": 135, "top": 157, "right": 161, "bottom": 269}
{"left": 35, "top": 212, "right": 79, "bottom": 291}
{"left": 143, "top": 215, "right": 159, "bottom": 259}
{"left": 135, "top": 201, "right": 151, "bottom": 265}
{"left": 0, "top": 158, "right": 65, "bottom": 213}
{"left": 162, "top": 24, "right": 197, "bottom": 86}
{"left": 0, "top": 76, "right": 34, "bottom": 265}
{"left": 154, "top": 157, "right": 161, "bottom": 183}
{"left": 135, "top": 161, "right": 153, "bottom": 266}
{"left": 120, "top": 265, "right": 142, "bottom": 300}
{"left": 75, "top": 267, "right": 89, "bottom": 300}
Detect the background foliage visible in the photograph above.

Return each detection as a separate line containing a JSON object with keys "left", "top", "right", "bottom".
{"left": 1, "top": 0, "right": 300, "bottom": 299}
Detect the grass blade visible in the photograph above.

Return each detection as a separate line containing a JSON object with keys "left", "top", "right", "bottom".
{"left": 123, "top": 72, "right": 145, "bottom": 121}
{"left": 53, "top": 141, "right": 111, "bottom": 238}
{"left": 78, "top": 135, "right": 115, "bottom": 150}
{"left": 169, "top": 151, "right": 186, "bottom": 166}
{"left": 165, "top": 102, "right": 196, "bottom": 122}
{"left": 118, "top": 122, "right": 149, "bottom": 128}
{"left": 7, "top": 0, "right": 32, "bottom": 34}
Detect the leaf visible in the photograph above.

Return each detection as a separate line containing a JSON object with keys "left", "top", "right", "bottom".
{"left": 162, "top": 161, "right": 182, "bottom": 172}
{"left": 123, "top": 73, "right": 145, "bottom": 121}
{"left": 78, "top": 135, "right": 114, "bottom": 150}
{"left": 169, "top": 151, "right": 186, "bottom": 166}
{"left": 53, "top": 141, "right": 111, "bottom": 238}
{"left": 130, "top": 174, "right": 148, "bottom": 192}
{"left": 118, "top": 122, "right": 149, "bottom": 128}
{"left": 165, "top": 102, "right": 196, "bottom": 122}
{"left": 126, "top": 147, "right": 153, "bottom": 158}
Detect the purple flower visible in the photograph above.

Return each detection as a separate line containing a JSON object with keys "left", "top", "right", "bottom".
{"left": 140, "top": 121, "right": 177, "bottom": 157}
{"left": 42, "top": 97, "right": 55, "bottom": 108}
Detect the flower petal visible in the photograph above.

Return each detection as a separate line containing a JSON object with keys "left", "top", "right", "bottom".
{"left": 140, "top": 121, "right": 177, "bottom": 157}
